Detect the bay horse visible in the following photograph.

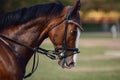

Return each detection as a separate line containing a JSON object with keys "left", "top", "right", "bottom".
{"left": 0, "top": 0, "right": 83, "bottom": 80}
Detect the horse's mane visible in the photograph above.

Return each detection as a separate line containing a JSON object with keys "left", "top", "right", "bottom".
{"left": 0, "top": 2, "right": 64, "bottom": 30}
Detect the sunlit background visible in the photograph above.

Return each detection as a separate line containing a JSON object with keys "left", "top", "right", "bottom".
{"left": 0, "top": 0, "right": 120, "bottom": 80}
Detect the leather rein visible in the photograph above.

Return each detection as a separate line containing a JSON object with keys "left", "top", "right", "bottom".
{"left": 0, "top": 7, "right": 83, "bottom": 78}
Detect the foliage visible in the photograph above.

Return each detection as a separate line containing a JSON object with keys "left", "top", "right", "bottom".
{"left": 81, "top": 0, "right": 120, "bottom": 11}
{"left": 0, "top": 0, "right": 120, "bottom": 14}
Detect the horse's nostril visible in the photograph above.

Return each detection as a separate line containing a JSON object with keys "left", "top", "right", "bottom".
{"left": 69, "top": 62, "right": 75, "bottom": 67}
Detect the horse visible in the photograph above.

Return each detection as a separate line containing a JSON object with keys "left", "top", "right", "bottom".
{"left": 0, "top": 0, "right": 83, "bottom": 80}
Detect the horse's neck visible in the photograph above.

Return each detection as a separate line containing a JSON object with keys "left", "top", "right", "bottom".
{"left": 1, "top": 17, "right": 49, "bottom": 65}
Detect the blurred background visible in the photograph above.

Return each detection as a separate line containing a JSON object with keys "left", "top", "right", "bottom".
{"left": 0, "top": 0, "right": 120, "bottom": 80}
{"left": 0, "top": 0, "right": 120, "bottom": 34}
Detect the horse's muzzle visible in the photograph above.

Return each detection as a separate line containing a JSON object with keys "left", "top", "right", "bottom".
{"left": 58, "top": 55, "right": 75, "bottom": 69}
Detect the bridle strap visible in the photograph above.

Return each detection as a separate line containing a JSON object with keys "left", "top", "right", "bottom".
{"left": 24, "top": 53, "right": 39, "bottom": 78}
{"left": 0, "top": 34, "right": 56, "bottom": 60}
{"left": 0, "top": 34, "right": 39, "bottom": 78}
{"left": 68, "top": 20, "right": 83, "bottom": 31}
{"left": 0, "top": 34, "right": 57, "bottom": 78}
{"left": 0, "top": 34, "right": 36, "bottom": 52}
{"left": 47, "top": 18, "right": 66, "bottom": 32}
{"left": 62, "top": 7, "right": 72, "bottom": 48}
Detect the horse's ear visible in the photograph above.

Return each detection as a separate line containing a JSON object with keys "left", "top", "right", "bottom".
{"left": 70, "top": 0, "right": 81, "bottom": 16}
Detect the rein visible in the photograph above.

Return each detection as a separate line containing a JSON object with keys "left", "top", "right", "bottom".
{"left": 0, "top": 7, "right": 83, "bottom": 78}
{"left": 0, "top": 34, "right": 57, "bottom": 78}
{"left": 0, "top": 34, "right": 56, "bottom": 59}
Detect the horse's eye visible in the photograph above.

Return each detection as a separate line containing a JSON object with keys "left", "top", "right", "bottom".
{"left": 70, "top": 30, "right": 77, "bottom": 35}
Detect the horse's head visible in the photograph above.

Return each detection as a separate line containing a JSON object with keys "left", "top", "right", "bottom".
{"left": 48, "top": 0, "right": 82, "bottom": 68}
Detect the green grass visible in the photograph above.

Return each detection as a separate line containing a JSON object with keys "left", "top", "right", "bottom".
{"left": 24, "top": 42, "right": 120, "bottom": 80}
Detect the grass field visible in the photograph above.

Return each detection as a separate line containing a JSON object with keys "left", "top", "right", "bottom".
{"left": 24, "top": 32, "right": 120, "bottom": 80}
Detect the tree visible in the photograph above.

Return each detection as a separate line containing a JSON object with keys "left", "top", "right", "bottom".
{"left": 81, "top": 0, "right": 120, "bottom": 11}
{"left": 0, "top": 0, "right": 120, "bottom": 14}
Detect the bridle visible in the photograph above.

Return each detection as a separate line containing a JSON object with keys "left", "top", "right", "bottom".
{"left": 0, "top": 7, "right": 83, "bottom": 78}
{"left": 47, "top": 7, "right": 83, "bottom": 59}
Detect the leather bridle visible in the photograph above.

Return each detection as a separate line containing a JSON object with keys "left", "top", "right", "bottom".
{"left": 0, "top": 7, "right": 83, "bottom": 78}
{"left": 47, "top": 7, "right": 83, "bottom": 59}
